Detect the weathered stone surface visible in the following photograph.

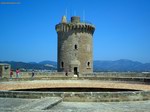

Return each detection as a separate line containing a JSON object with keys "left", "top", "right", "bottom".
{"left": 1, "top": 97, "right": 150, "bottom": 112}
{"left": 56, "top": 16, "right": 95, "bottom": 74}
{"left": 0, "top": 64, "right": 11, "bottom": 78}
{"left": 0, "top": 97, "right": 62, "bottom": 112}
{"left": 50, "top": 101, "right": 150, "bottom": 112}
{"left": 1, "top": 90, "right": 150, "bottom": 102}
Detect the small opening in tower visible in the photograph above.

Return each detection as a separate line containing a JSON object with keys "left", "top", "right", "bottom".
{"left": 61, "top": 62, "right": 64, "bottom": 68}
{"left": 75, "top": 44, "right": 78, "bottom": 50}
{"left": 87, "top": 62, "right": 90, "bottom": 67}
{"left": 4, "top": 66, "right": 9, "bottom": 70}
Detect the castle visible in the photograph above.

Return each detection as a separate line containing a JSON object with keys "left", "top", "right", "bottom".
{"left": 56, "top": 16, "right": 95, "bottom": 74}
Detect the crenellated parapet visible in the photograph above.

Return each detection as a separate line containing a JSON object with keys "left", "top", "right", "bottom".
{"left": 56, "top": 16, "right": 95, "bottom": 35}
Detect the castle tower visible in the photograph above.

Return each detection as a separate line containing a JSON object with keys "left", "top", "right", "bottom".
{"left": 56, "top": 16, "right": 95, "bottom": 74}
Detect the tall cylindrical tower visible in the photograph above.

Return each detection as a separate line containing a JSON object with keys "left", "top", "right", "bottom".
{"left": 56, "top": 16, "right": 95, "bottom": 74}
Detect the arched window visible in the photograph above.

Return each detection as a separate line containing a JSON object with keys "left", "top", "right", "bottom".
{"left": 87, "top": 62, "right": 90, "bottom": 67}
{"left": 61, "top": 62, "right": 64, "bottom": 68}
{"left": 75, "top": 44, "right": 78, "bottom": 50}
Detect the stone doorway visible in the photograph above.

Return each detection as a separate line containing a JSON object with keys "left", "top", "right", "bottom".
{"left": 74, "top": 67, "right": 78, "bottom": 75}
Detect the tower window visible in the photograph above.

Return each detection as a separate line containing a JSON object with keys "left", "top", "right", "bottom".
{"left": 61, "top": 62, "right": 64, "bottom": 68}
{"left": 4, "top": 66, "right": 9, "bottom": 70}
{"left": 75, "top": 44, "right": 78, "bottom": 50}
{"left": 87, "top": 62, "right": 90, "bottom": 67}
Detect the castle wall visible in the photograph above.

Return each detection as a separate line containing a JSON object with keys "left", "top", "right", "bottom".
{"left": 0, "top": 64, "right": 11, "bottom": 78}
{"left": 56, "top": 16, "right": 95, "bottom": 74}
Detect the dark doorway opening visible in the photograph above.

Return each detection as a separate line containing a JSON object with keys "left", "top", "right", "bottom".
{"left": 74, "top": 67, "right": 78, "bottom": 75}
{"left": 61, "top": 62, "right": 64, "bottom": 68}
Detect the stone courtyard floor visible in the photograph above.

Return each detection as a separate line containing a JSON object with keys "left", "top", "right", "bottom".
{"left": 0, "top": 97, "right": 150, "bottom": 112}
{"left": 1, "top": 79, "right": 150, "bottom": 111}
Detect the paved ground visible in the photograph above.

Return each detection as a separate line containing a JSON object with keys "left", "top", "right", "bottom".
{"left": 0, "top": 97, "right": 62, "bottom": 112}
{"left": 0, "top": 97, "right": 150, "bottom": 112}
{"left": 0, "top": 80, "right": 150, "bottom": 91}
{"left": 1, "top": 79, "right": 150, "bottom": 111}
{"left": 51, "top": 101, "right": 150, "bottom": 112}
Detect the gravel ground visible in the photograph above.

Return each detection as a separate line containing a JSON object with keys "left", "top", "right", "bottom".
{"left": 0, "top": 80, "right": 150, "bottom": 91}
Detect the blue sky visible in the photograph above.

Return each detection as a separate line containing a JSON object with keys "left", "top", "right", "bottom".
{"left": 0, "top": 0, "right": 150, "bottom": 63}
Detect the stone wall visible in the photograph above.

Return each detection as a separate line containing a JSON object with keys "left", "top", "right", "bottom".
{"left": 0, "top": 64, "right": 11, "bottom": 78}
{"left": 84, "top": 72, "right": 150, "bottom": 77}
{"left": 0, "top": 90, "right": 150, "bottom": 102}
{"left": 56, "top": 16, "right": 95, "bottom": 74}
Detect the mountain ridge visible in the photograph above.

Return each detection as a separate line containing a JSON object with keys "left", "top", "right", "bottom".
{"left": 0, "top": 59, "right": 150, "bottom": 72}
{"left": 94, "top": 59, "right": 150, "bottom": 72}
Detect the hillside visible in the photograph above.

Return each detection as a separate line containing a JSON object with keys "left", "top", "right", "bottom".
{"left": 0, "top": 59, "right": 150, "bottom": 72}
{"left": 0, "top": 61, "right": 57, "bottom": 70}
{"left": 94, "top": 59, "right": 150, "bottom": 72}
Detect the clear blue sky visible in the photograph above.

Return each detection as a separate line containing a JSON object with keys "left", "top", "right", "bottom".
{"left": 0, "top": 0, "right": 150, "bottom": 63}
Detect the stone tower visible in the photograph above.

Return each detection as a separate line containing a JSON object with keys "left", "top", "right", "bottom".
{"left": 56, "top": 16, "right": 95, "bottom": 74}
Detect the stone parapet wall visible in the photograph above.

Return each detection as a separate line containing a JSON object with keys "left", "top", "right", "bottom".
{"left": 56, "top": 23, "right": 95, "bottom": 34}
{"left": 84, "top": 72, "right": 150, "bottom": 77}
{"left": 0, "top": 90, "right": 150, "bottom": 102}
